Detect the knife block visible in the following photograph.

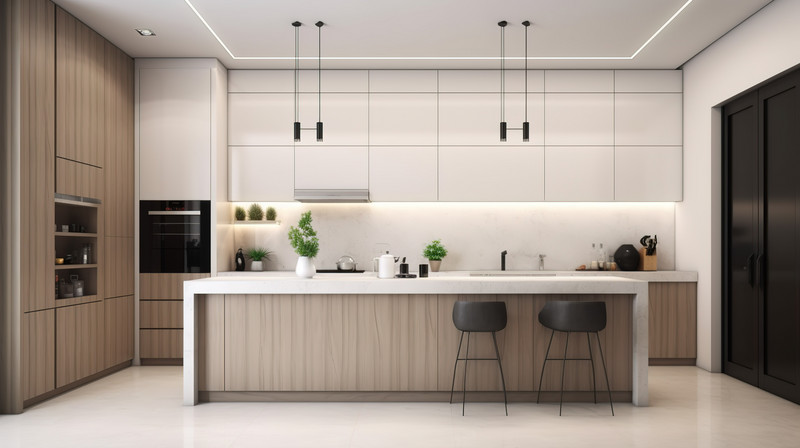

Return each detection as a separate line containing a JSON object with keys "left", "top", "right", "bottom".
{"left": 638, "top": 247, "right": 657, "bottom": 271}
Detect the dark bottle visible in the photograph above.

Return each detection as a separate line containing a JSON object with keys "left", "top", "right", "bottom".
{"left": 235, "top": 248, "right": 246, "bottom": 271}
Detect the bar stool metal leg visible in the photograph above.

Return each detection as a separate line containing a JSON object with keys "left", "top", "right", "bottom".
{"left": 594, "top": 331, "right": 615, "bottom": 416}
{"left": 491, "top": 331, "right": 508, "bottom": 416}
{"left": 559, "top": 332, "right": 570, "bottom": 416}
{"left": 587, "top": 332, "right": 597, "bottom": 404}
{"left": 537, "top": 329, "right": 555, "bottom": 404}
{"left": 462, "top": 331, "right": 471, "bottom": 416}
{"left": 449, "top": 331, "right": 465, "bottom": 404}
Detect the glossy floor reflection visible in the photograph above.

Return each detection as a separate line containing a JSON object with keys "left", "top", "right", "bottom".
{"left": 1, "top": 366, "right": 799, "bottom": 447}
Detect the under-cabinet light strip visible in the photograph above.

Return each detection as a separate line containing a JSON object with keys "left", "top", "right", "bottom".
{"left": 184, "top": 0, "right": 693, "bottom": 61}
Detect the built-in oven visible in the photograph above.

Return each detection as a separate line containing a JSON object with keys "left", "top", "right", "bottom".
{"left": 140, "top": 200, "right": 211, "bottom": 273}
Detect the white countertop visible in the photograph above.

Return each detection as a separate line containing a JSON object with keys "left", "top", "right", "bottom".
{"left": 190, "top": 271, "right": 651, "bottom": 295}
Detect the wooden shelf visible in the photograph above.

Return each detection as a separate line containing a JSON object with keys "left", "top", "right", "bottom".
{"left": 55, "top": 232, "right": 98, "bottom": 238}
{"left": 233, "top": 220, "right": 280, "bottom": 226}
{"left": 54, "top": 196, "right": 100, "bottom": 208}
{"left": 55, "top": 264, "right": 97, "bottom": 270}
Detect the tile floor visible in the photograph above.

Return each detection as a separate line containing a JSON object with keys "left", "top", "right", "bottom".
{"left": 1, "top": 366, "right": 799, "bottom": 447}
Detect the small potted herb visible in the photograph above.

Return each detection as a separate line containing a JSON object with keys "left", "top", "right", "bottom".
{"left": 423, "top": 239, "right": 448, "bottom": 272}
{"left": 247, "top": 203, "right": 264, "bottom": 221}
{"left": 288, "top": 211, "right": 319, "bottom": 278}
{"left": 266, "top": 206, "right": 277, "bottom": 221}
{"left": 234, "top": 206, "right": 246, "bottom": 221}
{"left": 246, "top": 247, "right": 272, "bottom": 271}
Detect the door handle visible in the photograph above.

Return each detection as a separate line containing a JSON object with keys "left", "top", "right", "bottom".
{"left": 755, "top": 253, "right": 765, "bottom": 290}
{"left": 745, "top": 254, "right": 755, "bottom": 287}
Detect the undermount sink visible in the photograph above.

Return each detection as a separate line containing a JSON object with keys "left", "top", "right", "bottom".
{"left": 469, "top": 271, "right": 558, "bottom": 277}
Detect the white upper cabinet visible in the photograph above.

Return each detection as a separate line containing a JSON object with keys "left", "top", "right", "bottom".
{"left": 369, "top": 147, "right": 437, "bottom": 202}
{"left": 228, "top": 70, "right": 368, "bottom": 93}
{"left": 295, "top": 93, "right": 368, "bottom": 146}
{"left": 229, "top": 146, "right": 294, "bottom": 202}
{"left": 139, "top": 66, "right": 212, "bottom": 200}
{"left": 294, "top": 147, "right": 368, "bottom": 190}
{"left": 228, "top": 93, "right": 293, "bottom": 146}
{"left": 615, "top": 93, "right": 682, "bottom": 146}
{"left": 370, "top": 94, "right": 437, "bottom": 145}
{"left": 544, "top": 147, "right": 614, "bottom": 201}
{"left": 439, "top": 93, "right": 544, "bottom": 145}
{"left": 545, "top": 70, "right": 614, "bottom": 92}
{"left": 544, "top": 93, "right": 614, "bottom": 146}
{"left": 439, "top": 147, "right": 544, "bottom": 201}
{"left": 369, "top": 70, "right": 437, "bottom": 92}
{"left": 614, "top": 70, "right": 682, "bottom": 93}
{"left": 438, "top": 70, "right": 544, "bottom": 92}
{"left": 615, "top": 146, "right": 682, "bottom": 201}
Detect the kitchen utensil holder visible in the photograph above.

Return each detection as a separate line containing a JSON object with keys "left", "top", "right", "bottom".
{"left": 638, "top": 248, "right": 657, "bottom": 271}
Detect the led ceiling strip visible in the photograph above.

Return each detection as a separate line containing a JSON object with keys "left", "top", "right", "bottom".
{"left": 184, "top": 0, "right": 694, "bottom": 61}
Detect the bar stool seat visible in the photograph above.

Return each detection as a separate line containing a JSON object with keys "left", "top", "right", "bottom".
{"left": 449, "top": 301, "right": 508, "bottom": 416}
{"left": 537, "top": 301, "right": 614, "bottom": 416}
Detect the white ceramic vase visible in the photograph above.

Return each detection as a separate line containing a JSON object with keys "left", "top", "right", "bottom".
{"left": 250, "top": 260, "right": 264, "bottom": 271}
{"left": 295, "top": 256, "right": 316, "bottom": 278}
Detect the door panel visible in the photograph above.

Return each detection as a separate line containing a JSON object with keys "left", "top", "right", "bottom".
{"left": 723, "top": 92, "right": 759, "bottom": 385}
{"left": 759, "top": 75, "right": 800, "bottom": 401}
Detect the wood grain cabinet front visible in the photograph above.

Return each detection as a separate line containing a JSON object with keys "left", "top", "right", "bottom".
{"left": 56, "top": 301, "right": 104, "bottom": 388}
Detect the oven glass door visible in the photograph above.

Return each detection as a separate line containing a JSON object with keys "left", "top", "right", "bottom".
{"left": 140, "top": 201, "right": 210, "bottom": 273}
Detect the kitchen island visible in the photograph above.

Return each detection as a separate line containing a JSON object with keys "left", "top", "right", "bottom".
{"left": 183, "top": 274, "right": 649, "bottom": 406}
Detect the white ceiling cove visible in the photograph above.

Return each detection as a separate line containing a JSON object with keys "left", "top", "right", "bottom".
{"left": 52, "top": 0, "right": 772, "bottom": 69}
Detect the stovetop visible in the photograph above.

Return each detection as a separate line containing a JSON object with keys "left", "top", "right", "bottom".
{"left": 316, "top": 269, "right": 366, "bottom": 274}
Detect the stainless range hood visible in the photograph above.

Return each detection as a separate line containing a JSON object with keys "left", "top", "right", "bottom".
{"left": 294, "top": 189, "right": 370, "bottom": 203}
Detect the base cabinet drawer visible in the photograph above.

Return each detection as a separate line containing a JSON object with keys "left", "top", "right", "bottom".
{"left": 140, "top": 300, "right": 183, "bottom": 329}
{"left": 140, "top": 329, "right": 183, "bottom": 359}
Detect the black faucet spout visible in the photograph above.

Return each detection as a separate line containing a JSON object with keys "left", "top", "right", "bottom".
{"left": 501, "top": 250, "right": 508, "bottom": 271}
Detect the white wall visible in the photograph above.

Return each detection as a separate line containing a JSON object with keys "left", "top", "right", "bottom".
{"left": 232, "top": 202, "right": 675, "bottom": 273}
{"left": 679, "top": 0, "right": 800, "bottom": 371}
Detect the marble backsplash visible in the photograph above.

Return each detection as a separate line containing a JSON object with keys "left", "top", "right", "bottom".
{"left": 228, "top": 202, "right": 676, "bottom": 273}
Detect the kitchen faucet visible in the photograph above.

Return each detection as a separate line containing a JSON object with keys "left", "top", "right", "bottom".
{"left": 539, "top": 254, "right": 546, "bottom": 271}
{"left": 501, "top": 250, "right": 508, "bottom": 271}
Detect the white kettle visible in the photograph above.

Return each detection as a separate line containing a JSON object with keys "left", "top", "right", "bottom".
{"left": 377, "top": 251, "right": 397, "bottom": 279}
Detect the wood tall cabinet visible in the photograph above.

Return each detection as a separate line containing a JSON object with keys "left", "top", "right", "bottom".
{"left": 18, "top": 0, "right": 135, "bottom": 408}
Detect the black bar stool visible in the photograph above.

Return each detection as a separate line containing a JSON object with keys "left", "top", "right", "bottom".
{"left": 536, "top": 301, "right": 614, "bottom": 416}
{"left": 449, "top": 301, "right": 508, "bottom": 416}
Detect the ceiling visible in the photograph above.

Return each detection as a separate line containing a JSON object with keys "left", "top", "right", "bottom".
{"left": 52, "top": 0, "right": 772, "bottom": 70}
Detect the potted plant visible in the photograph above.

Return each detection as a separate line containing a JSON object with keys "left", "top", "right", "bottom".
{"left": 234, "top": 206, "right": 246, "bottom": 221}
{"left": 247, "top": 203, "right": 264, "bottom": 221}
{"left": 288, "top": 211, "right": 319, "bottom": 278}
{"left": 246, "top": 247, "right": 272, "bottom": 271}
{"left": 266, "top": 206, "right": 277, "bottom": 221}
{"left": 423, "top": 239, "right": 448, "bottom": 272}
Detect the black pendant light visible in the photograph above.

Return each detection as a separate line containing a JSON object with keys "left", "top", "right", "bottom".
{"left": 292, "top": 21, "right": 301, "bottom": 142}
{"left": 522, "top": 20, "right": 530, "bottom": 142}
{"left": 498, "top": 21, "right": 507, "bottom": 142}
{"left": 316, "top": 21, "right": 324, "bottom": 142}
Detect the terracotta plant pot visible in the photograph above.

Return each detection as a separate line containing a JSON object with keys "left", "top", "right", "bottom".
{"left": 429, "top": 259, "right": 442, "bottom": 272}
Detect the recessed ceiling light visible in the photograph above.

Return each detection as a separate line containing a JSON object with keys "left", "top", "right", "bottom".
{"left": 135, "top": 29, "right": 156, "bottom": 37}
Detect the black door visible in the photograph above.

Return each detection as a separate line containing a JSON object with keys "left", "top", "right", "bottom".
{"left": 723, "top": 92, "right": 759, "bottom": 386}
{"left": 758, "top": 72, "right": 800, "bottom": 402}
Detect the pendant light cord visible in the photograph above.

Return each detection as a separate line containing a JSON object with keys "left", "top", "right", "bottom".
{"left": 524, "top": 23, "right": 528, "bottom": 122}
{"left": 500, "top": 23, "right": 505, "bottom": 123}
{"left": 294, "top": 23, "right": 299, "bottom": 123}
{"left": 318, "top": 22, "right": 322, "bottom": 122}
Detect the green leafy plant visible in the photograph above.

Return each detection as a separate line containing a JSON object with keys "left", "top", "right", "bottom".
{"left": 288, "top": 211, "right": 319, "bottom": 258}
{"left": 234, "top": 206, "right": 246, "bottom": 221}
{"left": 423, "top": 239, "right": 448, "bottom": 260}
{"left": 247, "top": 203, "right": 264, "bottom": 221}
{"left": 246, "top": 247, "right": 272, "bottom": 262}
{"left": 266, "top": 206, "right": 277, "bottom": 221}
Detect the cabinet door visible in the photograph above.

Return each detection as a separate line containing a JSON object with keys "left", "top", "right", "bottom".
{"left": 369, "top": 147, "right": 437, "bottom": 201}
{"left": 295, "top": 147, "right": 368, "bottom": 190}
{"left": 439, "top": 93, "right": 544, "bottom": 146}
{"left": 104, "top": 42, "right": 134, "bottom": 238}
{"left": 139, "top": 67, "right": 211, "bottom": 200}
{"left": 56, "top": 301, "right": 104, "bottom": 387}
{"left": 438, "top": 147, "right": 544, "bottom": 201}
{"left": 615, "top": 147, "right": 682, "bottom": 201}
{"left": 229, "top": 146, "right": 294, "bottom": 201}
{"left": 296, "top": 93, "right": 368, "bottom": 146}
{"left": 56, "top": 158, "right": 103, "bottom": 200}
{"left": 104, "top": 296, "right": 134, "bottom": 368}
{"left": 544, "top": 93, "right": 614, "bottom": 146}
{"left": 615, "top": 93, "right": 682, "bottom": 146}
{"left": 228, "top": 93, "right": 294, "bottom": 146}
{"left": 369, "top": 94, "right": 437, "bottom": 145}
{"left": 23, "top": 310, "right": 55, "bottom": 401}
{"left": 544, "top": 147, "right": 614, "bottom": 201}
